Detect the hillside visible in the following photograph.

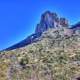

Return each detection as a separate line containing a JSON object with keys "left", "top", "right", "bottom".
{"left": 0, "top": 11, "right": 80, "bottom": 80}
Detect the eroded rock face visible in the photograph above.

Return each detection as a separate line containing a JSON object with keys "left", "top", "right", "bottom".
{"left": 35, "top": 11, "right": 69, "bottom": 34}
{"left": 35, "top": 11, "right": 59, "bottom": 33}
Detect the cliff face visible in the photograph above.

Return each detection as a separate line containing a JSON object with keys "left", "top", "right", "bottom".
{"left": 0, "top": 11, "right": 80, "bottom": 80}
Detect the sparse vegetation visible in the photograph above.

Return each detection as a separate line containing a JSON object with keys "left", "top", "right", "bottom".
{"left": 0, "top": 28, "right": 80, "bottom": 80}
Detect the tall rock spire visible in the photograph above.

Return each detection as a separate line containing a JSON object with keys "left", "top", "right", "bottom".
{"left": 35, "top": 11, "right": 59, "bottom": 33}
{"left": 35, "top": 11, "right": 69, "bottom": 33}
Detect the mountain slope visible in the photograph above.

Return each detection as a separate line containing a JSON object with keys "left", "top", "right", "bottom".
{"left": 0, "top": 11, "right": 80, "bottom": 80}
{"left": 4, "top": 11, "right": 69, "bottom": 51}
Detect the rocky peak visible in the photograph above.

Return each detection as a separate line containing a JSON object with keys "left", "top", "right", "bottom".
{"left": 35, "top": 11, "right": 59, "bottom": 33}
{"left": 35, "top": 11, "right": 69, "bottom": 33}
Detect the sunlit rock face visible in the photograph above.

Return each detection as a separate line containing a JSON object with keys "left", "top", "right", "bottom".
{"left": 35, "top": 11, "right": 69, "bottom": 34}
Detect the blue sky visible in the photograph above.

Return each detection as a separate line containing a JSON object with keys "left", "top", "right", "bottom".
{"left": 0, "top": 0, "right": 80, "bottom": 50}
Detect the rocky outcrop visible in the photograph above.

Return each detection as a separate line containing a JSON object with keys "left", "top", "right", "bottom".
{"left": 35, "top": 11, "right": 69, "bottom": 33}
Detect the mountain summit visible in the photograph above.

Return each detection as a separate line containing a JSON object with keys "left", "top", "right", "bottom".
{"left": 35, "top": 11, "right": 68, "bottom": 33}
